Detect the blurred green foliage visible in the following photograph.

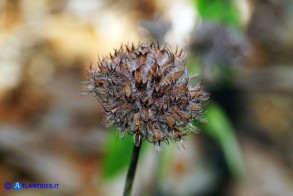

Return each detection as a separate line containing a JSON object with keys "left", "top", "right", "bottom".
{"left": 101, "top": 129, "right": 133, "bottom": 179}
{"left": 101, "top": 128, "right": 147, "bottom": 180}
{"left": 194, "top": 0, "right": 240, "bottom": 27}
{"left": 188, "top": 56, "right": 201, "bottom": 74}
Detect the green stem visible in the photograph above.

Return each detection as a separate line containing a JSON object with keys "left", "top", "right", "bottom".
{"left": 123, "top": 142, "right": 142, "bottom": 196}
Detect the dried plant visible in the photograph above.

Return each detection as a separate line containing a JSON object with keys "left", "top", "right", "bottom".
{"left": 84, "top": 42, "right": 209, "bottom": 195}
{"left": 85, "top": 42, "right": 209, "bottom": 147}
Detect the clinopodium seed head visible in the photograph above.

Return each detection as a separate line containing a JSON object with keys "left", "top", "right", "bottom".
{"left": 85, "top": 42, "right": 208, "bottom": 147}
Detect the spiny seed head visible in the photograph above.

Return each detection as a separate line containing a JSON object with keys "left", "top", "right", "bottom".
{"left": 85, "top": 42, "right": 209, "bottom": 147}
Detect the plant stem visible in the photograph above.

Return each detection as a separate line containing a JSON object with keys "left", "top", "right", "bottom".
{"left": 123, "top": 142, "right": 142, "bottom": 196}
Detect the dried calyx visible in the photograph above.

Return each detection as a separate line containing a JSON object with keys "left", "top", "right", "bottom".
{"left": 85, "top": 42, "right": 208, "bottom": 147}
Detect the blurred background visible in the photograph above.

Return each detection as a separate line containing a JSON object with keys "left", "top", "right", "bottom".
{"left": 1, "top": 0, "right": 293, "bottom": 195}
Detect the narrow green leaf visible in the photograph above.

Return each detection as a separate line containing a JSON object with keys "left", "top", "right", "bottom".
{"left": 202, "top": 102, "right": 245, "bottom": 178}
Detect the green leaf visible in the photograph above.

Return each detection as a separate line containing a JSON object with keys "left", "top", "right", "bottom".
{"left": 194, "top": 0, "right": 240, "bottom": 27}
{"left": 101, "top": 128, "right": 147, "bottom": 180}
{"left": 202, "top": 102, "right": 245, "bottom": 178}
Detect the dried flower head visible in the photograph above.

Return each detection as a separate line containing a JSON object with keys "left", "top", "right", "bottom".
{"left": 85, "top": 42, "right": 208, "bottom": 147}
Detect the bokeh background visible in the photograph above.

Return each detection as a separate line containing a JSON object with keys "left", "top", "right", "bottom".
{"left": 1, "top": 0, "right": 293, "bottom": 195}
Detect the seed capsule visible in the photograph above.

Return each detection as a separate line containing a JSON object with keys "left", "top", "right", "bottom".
{"left": 85, "top": 42, "right": 209, "bottom": 146}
